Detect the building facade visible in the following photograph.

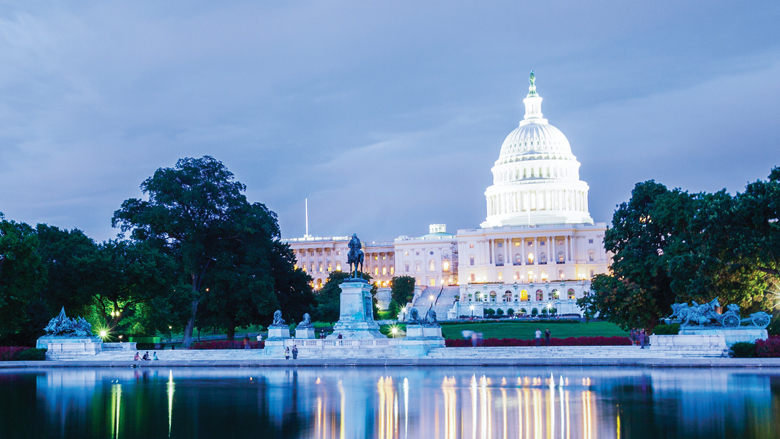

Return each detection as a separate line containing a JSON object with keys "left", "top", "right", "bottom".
{"left": 285, "top": 73, "right": 608, "bottom": 318}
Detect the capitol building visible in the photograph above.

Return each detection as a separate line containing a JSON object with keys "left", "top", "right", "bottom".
{"left": 285, "top": 73, "right": 609, "bottom": 319}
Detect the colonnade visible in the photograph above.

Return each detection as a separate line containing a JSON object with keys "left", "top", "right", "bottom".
{"left": 486, "top": 189, "right": 588, "bottom": 217}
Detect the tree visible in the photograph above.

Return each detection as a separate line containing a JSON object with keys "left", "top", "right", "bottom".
{"left": 496, "top": 308, "right": 504, "bottom": 317}
{"left": 484, "top": 308, "right": 495, "bottom": 317}
{"left": 507, "top": 308, "right": 515, "bottom": 316}
{"left": 113, "top": 156, "right": 248, "bottom": 348}
{"left": 531, "top": 308, "right": 538, "bottom": 317}
{"left": 390, "top": 276, "right": 415, "bottom": 304}
{"left": 78, "top": 240, "right": 177, "bottom": 332}
{"left": 0, "top": 215, "right": 44, "bottom": 344}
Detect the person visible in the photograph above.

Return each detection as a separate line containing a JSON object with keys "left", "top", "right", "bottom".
{"left": 629, "top": 328, "right": 636, "bottom": 346}
{"left": 535, "top": 328, "right": 542, "bottom": 347}
{"left": 545, "top": 329, "right": 551, "bottom": 346}
{"left": 152, "top": 352, "right": 159, "bottom": 361}
{"left": 337, "top": 333, "right": 343, "bottom": 346}
{"left": 292, "top": 345, "right": 298, "bottom": 360}
{"left": 256, "top": 333, "right": 262, "bottom": 343}
{"left": 134, "top": 352, "right": 140, "bottom": 361}
{"left": 142, "top": 351, "right": 150, "bottom": 361}
{"left": 639, "top": 329, "right": 647, "bottom": 349}
{"left": 244, "top": 335, "right": 250, "bottom": 349}
{"left": 285, "top": 347, "right": 290, "bottom": 360}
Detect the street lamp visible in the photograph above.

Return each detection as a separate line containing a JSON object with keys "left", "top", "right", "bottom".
{"left": 168, "top": 325, "right": 173, "bottom": 343}
{"left": 391, "top": 327, "right": 398, "bottom": 338}
{"left": 99, "top": 330, "right": 107, "bottom": 339}
{"left": 470, "top": 305, "right": 474, "bottom": 319}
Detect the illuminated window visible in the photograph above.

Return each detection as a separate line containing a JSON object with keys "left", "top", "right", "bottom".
{"left": 429, "top": 260, "right": 435, "bottom": 271}
{"left": 520, "top": 289, "right": 528, "bottom": 301}
{"left": 527, "top": 253, "right": 535, "bottom": 264}
{"left": 429, "top": 278, "right": 436, "bottom": 286}
{"left": 551, "top": 289, "right": 559, "bottom": 300}
{"left": 559, "top": 269, "right": 564, "bottom": 279}
{"left": 416, "top": 262, "right": 421, "bottom": 273}
{"left": 327, "top": 264, "right": 332, "bottom": 272}
{"left": 390, "top": 266, "right": 394, "bottom": 274}
{"left": 405, "top": 251, "right": 409, "bottom": 256}
{"left": 382, "top": 267, "right": 387, "bottom": 275}
{"left": 514, "top": 253, "right": 522, "bottom": 265}
{"left": 558, "top": 252, "right": 564, "bottom": 263}
{"left": 536, "top": 290, "right": 543, "bottom": 301}
{"left": 469, "top": 244, "right": 474, "bottom": 249}
{"left": 382, "top": 255, "right": 386, "bottom": 260}
{"left": 336, "top": 263, "right": 341, "bottom": 271}
{"left": 497, "top": 272, "right": 503, "bottom": 281}
{"left": 442, "top": 260, "right": 450, "bottom": 271}
{"left": 568, "top": 289, "right": 576, "bottom": 300}
{"left": 514, "top": 242, "right": 520, "bottom": 247}
{"left": 470, "top": 273, "right": 476, "bottom": 282}
{"left": 317, "top": 279, "right": 322, "bottom": 288}
{"left": 374, "top": 255, "right": 378, "bottom": 260}
{"left": 374, "top": 267, "right": 379, "bottom": 275}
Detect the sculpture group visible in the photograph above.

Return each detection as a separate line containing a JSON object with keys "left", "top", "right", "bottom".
{"left": 43, "top": 307, "right": 95, "bottom": 338}
{"left": 665, "top": 298, "right": 771, "bottom": 328}
{"left": 407, "top": 307, "right": 440, "bottom": 327}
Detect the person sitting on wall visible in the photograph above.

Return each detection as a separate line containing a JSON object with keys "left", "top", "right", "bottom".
{"left": 134, "top": 352, "right": 140, "bottom": 361}
{"left": 153, "top": 352, "right": 159, "bottom": 361}
{"left": 142, "top": 352, "right": 150, "bottom": 361}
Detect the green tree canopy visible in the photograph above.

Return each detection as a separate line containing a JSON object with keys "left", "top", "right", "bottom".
{"left": 312, "top": 271, "right": 372, "bottom": 323}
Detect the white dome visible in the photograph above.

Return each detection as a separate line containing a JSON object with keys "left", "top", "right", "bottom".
{"left": 481, "top": 72, "right": 593, "bottom": 228}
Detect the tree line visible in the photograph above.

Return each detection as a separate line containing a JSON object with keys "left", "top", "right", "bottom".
{"left": 1, "top": 156, "right": 314, "bottom": 347}
{"left": 578, "top": 167, "right": 780, "bottom": 332}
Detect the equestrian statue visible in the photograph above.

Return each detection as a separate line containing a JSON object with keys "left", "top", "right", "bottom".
{"left": 347, "top": 233, "right": 364, "bottom": 278}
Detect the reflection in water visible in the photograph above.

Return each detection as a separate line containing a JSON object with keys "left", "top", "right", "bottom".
{"left": 0, "top": 367, "right": 778, "bottom": 438}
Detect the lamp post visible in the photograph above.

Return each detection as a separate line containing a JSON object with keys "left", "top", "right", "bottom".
{"left": 168, "top": 325, "right": 172, "bottom": 344}
{"left": 470, "top": 305, "right": 474, "bottom": 319}
{"left": 391, "top": 327, "right": 398, "bottom": 339}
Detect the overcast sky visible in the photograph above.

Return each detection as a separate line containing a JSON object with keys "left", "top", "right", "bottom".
{"left": 1, "top": 1, "right": 779, "bottom": 243}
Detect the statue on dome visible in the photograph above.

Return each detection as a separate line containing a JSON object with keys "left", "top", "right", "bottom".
{"left": 347, "top": 233, "right": 364, "bottom": 279}
{"left": 529, "top": 71, "right": 535, "bottom": 87}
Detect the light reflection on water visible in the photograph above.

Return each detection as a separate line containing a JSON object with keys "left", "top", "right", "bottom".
{"left": 0, "top": 367, "right": 778, "bottom": 439}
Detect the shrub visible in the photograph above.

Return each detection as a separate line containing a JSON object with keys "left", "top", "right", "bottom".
{"left": 0, "top": 347, "right": 27, "bottom": 361}
{"left": 653, "top": 324, "right": 680, "bottom": 335}
{"left": 730, "top": 342, "right": 757, "bottom": 358}
{"left": 531, "top": 308, "right": 538, "bottom": 317}
{"left": 756, "top": 336, "right": 780, "bottom": 358}
{"left": 191, "top": 340, "right": 264, "bottom": 350}
{"left": 549, "top": 308, "right": 558, "bottom": 316}
{"left": 496, "top": 309, "right": 505, "bottom": 316}
{"left": 540, "top": 308, "right": 548, "bottom": 315}
{"left": 445, "top": 336, "right": 631, "bottom": 347}
{"left": 16, "top": 348, "right": 46, "bottom": 361}
{"left": 507, "top": 308, "right": 515, "bottom": 316}
{"left": 767, "top": 314, "right": 780, "bottom": 336}
{"left": 484, "top": 308, "right": 496, "bottom": 317}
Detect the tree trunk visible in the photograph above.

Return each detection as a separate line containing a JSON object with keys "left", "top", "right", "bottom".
{"left": 181, "top": 299, "right": 199, "bottom": 349}
{"left": 226, "top": 320, "right": 236, "bottom": 342}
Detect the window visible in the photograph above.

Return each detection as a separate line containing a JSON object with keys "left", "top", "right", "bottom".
{"left": 588, "top": 239, "right": 594, "bottom": 244}
{"left": 536, "top": 290, "right": 544, "bottom": 301}
{"left": 337, "top": 251, "right": 341, "bottom": 256}
{"left": 514, "top": 242, "right": 520, "bottom": 247}
{"left": 498, "top": 242, "right": 503, "bottom": 248}
{"left": 382, "top": 267, "right": 387, "bottom": 275}
{"left": 540, "top": 252, "right": 547, "bottom": 264}
{"left": 327, "top": 264, "right": 332, "bottom": 272}
{"left": 336, "top": 263, "right": 341, "bottom": 271}
{"left": 415, "top": 262, "right": 421, "bottom": 273}
{"left": 374, "top": 267, "right": 379, "bottom": 275}
{"left": 588, "top": 250, "right": 595, "bottom": 262}
{"left": 469, "top": 244, "right": 474, "bottom": 249}
{"left": 405, "top": 251, "right": 409, "bottom": 256}
{"left": 382, "top": 255, "right": 386, "bottom": 260}
{"left": 405, "top": 264, "right": 410, "bottom": 273}
{"left": 520, "top": 289, "right": 529, "bottom": 301}
{"left": 390, "top": 266, "right": 394, "bottom": 274}
{"left": 318, "top": 264, "right": 323, "bottom": 273}
{"left": 497, "top": 253, "right": 504, "bottom": 265}
{"left": 567, "top": 289, "right": 576, "bottom": 300}
{"left": 442, "top": 260, "right": 450, "bottom": 271}
{"left": 429, "top": 278, "right": 436, "bottom": 287}
{"left": 470, "top": 273, "right": 476, "bottom": 282}
{"left": 504, "top": 290, "right": 512, "bottom": 302}
{"left": 559, "top": 269, "right": 564, "bottom": 279}
{"left": 558, "top": 252, "right": 564, "bottom": 263}
{"left": 540, "top": 241, "right": 545, "bottom": 246}
{"left": 527, "top": 253, "right": 535, "bottom": 264}
{"left": 590, "top": 269, "right": 594, "bottom": 278}
{"left": 429, "top": 260, "right": 435, "bottom": 271}
{"left": 498, "top": 272, "right": 503, "bottom": 281}
{"left": 374, "top": 255, "right": 378, "bottom": 260}
{"left": 551, "top": 289, "right": 560, "bottom": 300}
{"left": 469, "top": 256, "right": 475, "bottom": 266}
{"left": 514, "top": 253, "right": 522, "bottom": 265}
{"left": 527, "top": 241, "right": 533, "bottom": 246}
{"left": 430, "top": 251, "right": 434, "bottom": 255}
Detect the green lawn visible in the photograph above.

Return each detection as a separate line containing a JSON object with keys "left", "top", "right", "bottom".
{"left": 439, "top": 321, "right": 627, "bottom": 340}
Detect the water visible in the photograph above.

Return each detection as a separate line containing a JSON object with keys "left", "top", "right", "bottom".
{"left": 0, "top": 366, "right": 778, "bottom": 439}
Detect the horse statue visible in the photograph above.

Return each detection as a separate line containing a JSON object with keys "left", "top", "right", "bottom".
{"left": 347, "top": 233, "right": 364, "bottom": 278}
{"left": 682, "top": 298, "right": 721, "bottom": 327}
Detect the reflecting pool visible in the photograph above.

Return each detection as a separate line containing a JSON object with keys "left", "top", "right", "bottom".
{"left": 0, "top": 367, "right": 778, "bottom": 438}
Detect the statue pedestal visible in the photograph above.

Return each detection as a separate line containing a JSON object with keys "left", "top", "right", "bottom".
{"left": 679, "top": 328, "right": 768, "bottom": 346}
{"left": 649, "top": 334, "right": 728, "bottom": 357}
{"left": 399, "top": 324, "right": 444, "bottom": 356}
{"left": 327, "top": 280, "right": 386, "bottom": 339}
{"left": 39, "top": 337, "right": 103, "bottom": 360}
{"left": 267, "top": 326, "right": 290, "bottom": 340}
{"left": 295, "top": 327, "right": 317, "bottom": 339}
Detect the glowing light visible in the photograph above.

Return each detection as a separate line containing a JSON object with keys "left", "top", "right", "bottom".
{"left": 99, "top": 330, "right": 108, "bottom": 338}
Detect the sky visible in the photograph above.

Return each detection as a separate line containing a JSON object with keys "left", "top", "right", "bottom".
{"left": 1, "top": 1, "right": 779, "bottom": 243}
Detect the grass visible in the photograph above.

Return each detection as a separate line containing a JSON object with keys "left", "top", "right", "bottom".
{"left": 439, "top": 321, "right": 627, "bottom": 340}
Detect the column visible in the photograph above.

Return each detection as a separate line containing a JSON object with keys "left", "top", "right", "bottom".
{"left": 489, "top": 239, "right": 494, "bottom": 265}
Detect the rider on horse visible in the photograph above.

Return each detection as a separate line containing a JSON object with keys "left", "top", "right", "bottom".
{"left": 347, "top": 234, "right": 364, "bottom": 278}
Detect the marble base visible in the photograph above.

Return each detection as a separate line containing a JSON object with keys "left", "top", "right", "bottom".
{"left": 650, "top": 334, "right": 728, "bottom": 357}
{"left": 679, "top": 328, "right": 768, "bottom": 346}
{"left": 267, "top": 326, "right": 291, "bottom": 340}
{"left": 40, "top": 337, "right": 103, "bottom": 359}
{"left": 295, "top": 327, "right": 317, "bottom": 339}
{"left": 327, "top": 280, "right": 386, "bottom": 340}
{"left": 405, "top": 325, "right": 444, "bottom": 339}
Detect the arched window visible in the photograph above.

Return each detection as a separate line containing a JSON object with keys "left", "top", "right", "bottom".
{"left": 489, "top": 291, "right": 497, "bottom": 302}
{"left": 551, "top": 289, "right": 560, "bottom": 300}
{"left": 504, "top": 290, "right": 513, "bottom": 302}
{"left": 429, "top": 260, "right": 435, "bottom": 271}
{"left": 588, "top": 250, "right": 595, "bottom": 262}
{"left": 557, "top": 252, "right": 564, "bottom": 263}
{"left": 527, "top": 253, "right": 535, "bottom": 264}
{"left": 536, "top": 290, "right": 544, "bottom": 301}
{"left": 317, "top": 279, "right": 323, "bottom": 288}
{"left": 540, "top": 252, "right": 547, "bottom": 264}
{"left": 567, "top": 289, "right": 576, "bottom": 300}
{"left": 475, "top": 292, "right": 482, "bottom": 302}
{"left": 497, "top": 253, "right": 504, "bottom": 265}
{"left": 514, "top": 253, "right": 522, "bottom": 265}
{"left": 520, "top": 289, "right": 529, "bottom": 301}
